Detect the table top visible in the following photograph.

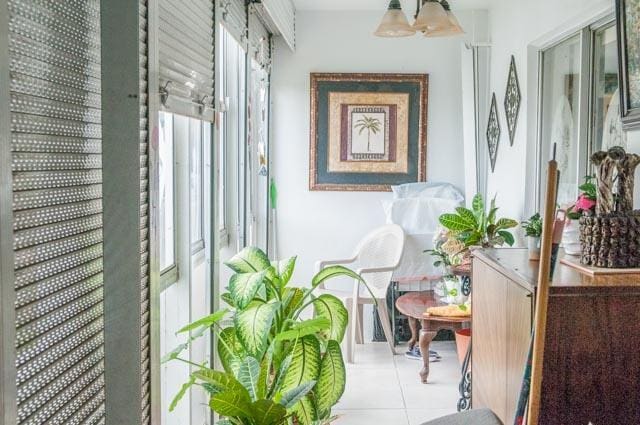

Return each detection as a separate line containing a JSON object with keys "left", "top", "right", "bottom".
{"left": 474, "top": 248, "right": 640, "bottom": 294}
{"left": 395, "top": 291, "right": 471, "bottom": 323}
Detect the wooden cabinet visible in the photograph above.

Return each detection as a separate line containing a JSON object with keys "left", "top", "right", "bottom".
{"left": 472, "top": 257, "right": 532, "bottom": 423}
{"left": 472, "top": 248, "right": 640, "bottom": 425}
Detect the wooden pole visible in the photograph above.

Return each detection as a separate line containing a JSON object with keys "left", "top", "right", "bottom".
{"left": 527, "top": 158, "right": 559, "bottom": 425}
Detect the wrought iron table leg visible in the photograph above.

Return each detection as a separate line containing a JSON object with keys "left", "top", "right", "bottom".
{"left": 457, "top": 340, "right": 472, "bottom": 411}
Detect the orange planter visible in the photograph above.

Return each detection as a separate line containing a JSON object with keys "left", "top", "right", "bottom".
{"left": 455, "top": 328, "right": 471, "bottom": 366}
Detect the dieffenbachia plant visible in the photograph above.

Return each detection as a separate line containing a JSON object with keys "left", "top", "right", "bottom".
{"left": 164, "top": 247, "right": 364, "bottom": 425}
{"left": 438, "top": 194, "right": 518, "bottom": 248}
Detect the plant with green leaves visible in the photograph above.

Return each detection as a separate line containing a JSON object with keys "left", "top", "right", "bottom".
{"left": 354, "top": 115, "right": 382, "bottom": 152}
{"left": 438, "top": 194, "right": 518, "bottom": 248}
{"left": 521, "top": 213, "right": 543, "bottom": 238}
{"left": 164, "top": 247, "right": 364, "bottom": 425}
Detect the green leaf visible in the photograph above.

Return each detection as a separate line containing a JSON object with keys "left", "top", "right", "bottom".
{"left": 275, "top": 318, "right": 331, "bottom": 341}
{"left": 238, "top": 356, "right": 261, "bottom": 400}
{"left": 487, "top": 207, "right": 498, "bottom": 226}
{"left": 439, "top": 214, "right": 474, "bottom": 231}
{"left": 313, "top": 294, "right": 349, "bottom": 343}
{"left": 230, "top": 270, "right": 268, "bottom": 309}
{"left": 251, "top": 399, "right": 288, "bottom": 425}
{"left": 220, "top": 292, "right": 236, "bottom": 308}
{"left": 290, "top": 395, "right": 316, "bottom": 425}
{"left": 225, "top": 246, "right": 271, "bottom": 273}
{"left": 177, "top": 309, "right": 227, "bottom": 334}
{"left": 455, "top": 207, "right": 478, "bottom": 228}
{"left": 279, "top": 380, "right": 316, "bottom": 408}
{"left": 161, "top": 342, "right": 189, "bottom": 363}
{"left": 314, "top": 340, "right": 346, "bottom": 417}
{"left": 218, "top": 327, "right": 245, "bottom": 375}
{"left": 194, "top": 369, "right": 250, "bottom": 402}
{"left": 472, "top": 193, "right": 484, "bottom": 216}
{"left": 257, "top": 353, "right": 271, "bottom": 400}
{"left": 169, "top": 375, "right": 195, "bottom": 411}
{"left": 311, "top": 266, "right": 363, "bottom": 291}
{"left": 464, "top": 231, "right": 483, "bottom": 247}
{"left": 271, "top": 354, "right": 293, "bottom": 396}
{"left": 283, "top": 287, "right": 305, "bottom": 317}
{"left": 281, "top": 335, "right": 321, "bottom": 393}
{"left": 210, "top": 391, "right": 253, "bottom": 418}
{"left": 496, "top": 218, "right": 518, "bottom": 230}
{"left": 277, "top": 256, "right": 297, "bottom": 286}
{"left": 498, "top": 230, "right": 515, "bottom": 246}
{"left": 235, "top": 300, "right": 280, "bottom": 358}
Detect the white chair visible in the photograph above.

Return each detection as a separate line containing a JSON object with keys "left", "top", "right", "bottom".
{"left": 315, "top": 224, "right": 405, "bottom": 363}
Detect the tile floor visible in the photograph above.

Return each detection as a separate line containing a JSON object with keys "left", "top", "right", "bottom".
{"left": 334, "top": 341, "right": 460, "bottom": 425}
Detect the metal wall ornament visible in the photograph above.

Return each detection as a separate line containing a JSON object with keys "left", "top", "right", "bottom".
{"left": 504, "top": 55, "right": 521, "bottom": 145}
{"left": 487, "top": 93, "right": 501, "bottom": 172}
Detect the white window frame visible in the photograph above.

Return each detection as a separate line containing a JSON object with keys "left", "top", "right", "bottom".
{"left": 159, "top": 112, "right": 178, "bottom": 289}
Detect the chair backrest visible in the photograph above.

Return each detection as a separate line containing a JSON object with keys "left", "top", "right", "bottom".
{"left": 355, "top": 224, "right": 405, "bottom": 299}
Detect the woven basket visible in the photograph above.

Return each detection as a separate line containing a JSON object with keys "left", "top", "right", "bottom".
{"left": 579, "top": 211, "right": 640, "bottom": 268}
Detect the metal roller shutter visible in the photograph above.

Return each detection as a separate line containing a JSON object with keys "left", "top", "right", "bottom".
{"left": 248, "top": 5, "right": 270, "bottom": 70}
{"left": 220, "top": 0, "right": 248, "bottom": 45}
{"left": 251, "top": 0, "right": 295, "bottom": 51}
{"left": 139, "top": 0, "right": 151, "bottom": 423}
{"left": 158, "top": 0, "right": 215, "bottom": 121}
{"left": 6, "top": 0, "right": 106, "bottom": 423}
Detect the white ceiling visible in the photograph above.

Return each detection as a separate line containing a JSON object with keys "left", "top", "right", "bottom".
{"left": 292, "top": 0, "right": 493, "bottom": 11}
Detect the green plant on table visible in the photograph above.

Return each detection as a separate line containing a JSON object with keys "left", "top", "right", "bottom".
{"left": 438, "top": 194, "right": 518, "bottom": 248}
{"left": 164, "top": 247, "right": 365, "bottom": 425}
{"left": 521, "top": 213, "right": 543, "bottom": 238}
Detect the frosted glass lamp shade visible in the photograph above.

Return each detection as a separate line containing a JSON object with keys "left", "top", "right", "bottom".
{"left": 374, "top": 1, "right": 416, "bottom": 37}
{"left": 413, "top": 1, "right": 450, "bottom": 32}
{"left": 425, "top": 11, "right": 465, "bottom": 37}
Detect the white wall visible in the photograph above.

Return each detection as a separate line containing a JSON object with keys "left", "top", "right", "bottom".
{"left": 485, "top": 0, "right": 640, "bottom": 226}
{"left": 271, "top": 10, "right": 478, "bottom": 283}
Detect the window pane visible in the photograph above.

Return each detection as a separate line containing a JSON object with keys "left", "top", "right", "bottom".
{"left": 190, "top": 119, "right": 204, "bottom": 244}
{"left": 592, "top": 25, "right": 625, "bottom": 152}
{"left": 540, "top": 34, "right": 582, "bottom": 207}
{"left": 159, "top": 111, "right": 175, "bottom": 271}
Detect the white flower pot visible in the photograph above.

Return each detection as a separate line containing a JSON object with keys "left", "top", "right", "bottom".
{"left": 527, "top": 237, "right": 541, "bottom": 261}
{"left": 562, "top": 219, "right": 581, "bottom": 256}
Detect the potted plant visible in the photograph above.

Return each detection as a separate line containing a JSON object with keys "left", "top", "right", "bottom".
{"left": 438, "top": 194, "right": 519, "bottom": 249}
{"left": 566, "top": 175, "right": 597, "bottom": 256}
{"left": 521, "top": 213, "right": 543, "bottom": 260}
{"left": 164, "top": 247, "right": 366, "bottom": 425}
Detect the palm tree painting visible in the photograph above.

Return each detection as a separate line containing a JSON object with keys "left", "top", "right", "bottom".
{"left": 354, "top": 115, "right": 383, "bottom": 152}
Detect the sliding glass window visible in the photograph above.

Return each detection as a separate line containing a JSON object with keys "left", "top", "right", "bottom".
{"left": 537, "top": 19, "right": 623, "bottom": 209}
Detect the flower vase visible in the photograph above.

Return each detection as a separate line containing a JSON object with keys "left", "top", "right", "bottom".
{"left": 562, "top": 219, "right": 581, "bottom": 256}
{"left": 527, "top": 237, "right": 540, "bottom": 260}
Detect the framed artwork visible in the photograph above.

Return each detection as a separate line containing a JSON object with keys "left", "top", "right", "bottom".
{"left": 616, "top": 0, "right": 640, "bottom": 129}
{"left": 310, "top": 73, "right": 428, "bottom": 191}
{"left": 504, "top": 55, "right": 521, "bottom": 146}
{"left": 487, "top": 93, "right": 501, "bottom": 173}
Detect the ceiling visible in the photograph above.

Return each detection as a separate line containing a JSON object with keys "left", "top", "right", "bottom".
{"left": 292, "top": 0, "right": 493, "bottom": 11}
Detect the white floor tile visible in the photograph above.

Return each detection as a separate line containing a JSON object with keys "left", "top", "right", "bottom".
{"left": 333, "top": 409, "right": 409, "bottom": 425}
{"left": 335, "top": 340, "right": 462, "bottom": 424}
{"left": 335, "top": 368, "right": 404, "bottom": 409}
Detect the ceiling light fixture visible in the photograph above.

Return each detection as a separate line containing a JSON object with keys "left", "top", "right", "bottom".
{"left": 374, "top": 0, "right": 465, "bottom": 38}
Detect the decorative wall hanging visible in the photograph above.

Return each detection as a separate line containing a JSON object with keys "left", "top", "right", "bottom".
{"left": 310, "top": 73, "right": 428, "bottom": 191}
{"left": 486, "top": 93, "right": 501, "bottom": 173}
{"left": 616, "top": 0, "right": 640, "bottom": 129}
{"left": 504, "top": 55, "right": 521, "bottom": 145}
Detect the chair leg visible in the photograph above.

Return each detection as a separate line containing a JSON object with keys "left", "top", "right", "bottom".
{"left": 376, "top": 298, "right": 396, "bottom": 355}
{"left": 345, "top": 298, "right": 355, "bottom": 363}
{"left": 355, "top": 304, "right": 364, "bottom": 344}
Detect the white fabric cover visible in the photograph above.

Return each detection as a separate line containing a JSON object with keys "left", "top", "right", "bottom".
{"left": 383, "top": 182, "right": 464, "bottom": 280}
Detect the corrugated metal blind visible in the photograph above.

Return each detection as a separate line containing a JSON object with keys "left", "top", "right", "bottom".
{"left": 248, "top": 5, "right": 270, "bottom": 70}
{"left": 7, "top": 0, "right": 106, "bottom": 423}
{"left": 158, "top": 0, "right": 215, "bottom": 121}
{"left": 221, "top": 0, "right": 248, "bottom": 44}
{"left": 252, "top": 0, "right": 294, "bottom": 51}
{"left": 139, "top": 0, "right": 151, "bottom": 423}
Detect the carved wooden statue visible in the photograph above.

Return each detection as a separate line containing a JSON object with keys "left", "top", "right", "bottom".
{"left": 590, "top": 150, "right": 618, "bottom": 215}
{"left": 614, "top": 150, "right": 640, "bottom": 213}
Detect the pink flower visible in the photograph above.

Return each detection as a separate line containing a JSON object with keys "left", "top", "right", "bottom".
{"left": 575, "top": 194, "right": 596, "bottom": 212}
